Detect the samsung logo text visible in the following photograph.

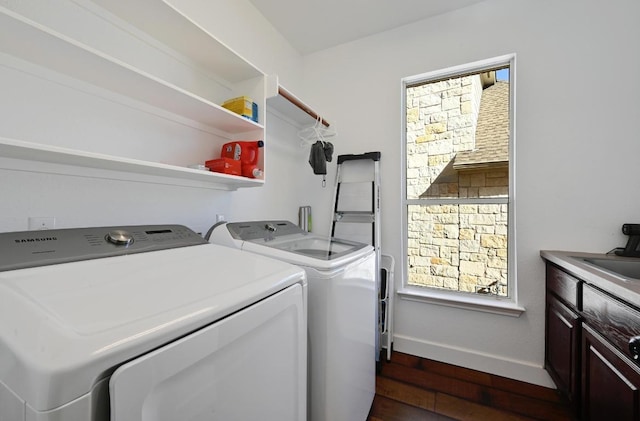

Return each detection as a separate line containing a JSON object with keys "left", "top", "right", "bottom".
{"left": 14, "top": 237, "right": 58, "bottom": 243}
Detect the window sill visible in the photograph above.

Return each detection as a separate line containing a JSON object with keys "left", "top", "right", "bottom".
{"left": 397, "top": 287, "right": 525, "bottom": 317}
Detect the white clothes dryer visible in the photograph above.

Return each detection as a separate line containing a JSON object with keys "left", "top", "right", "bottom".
{"left": 0, "top": 224, "right": 307, "bottom": 421}
{"left": 209, "top": 220, "right": 376, "bottom": 421}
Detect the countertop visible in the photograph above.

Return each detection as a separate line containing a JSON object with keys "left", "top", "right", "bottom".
{"left": 541, "top": 250, "right": 640, "bottom": 305}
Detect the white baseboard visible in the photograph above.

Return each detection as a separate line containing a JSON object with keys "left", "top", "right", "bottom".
{"left": 393, "top": 334, "right": 557, "bottom": 388}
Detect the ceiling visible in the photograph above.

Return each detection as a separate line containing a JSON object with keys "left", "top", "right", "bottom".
{"left": 248, "top": 0, "right": 487, "bottom": 55}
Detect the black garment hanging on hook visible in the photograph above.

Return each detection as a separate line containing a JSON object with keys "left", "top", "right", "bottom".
{"left": 308, "top": 141, "right": 334, "bottom": 187}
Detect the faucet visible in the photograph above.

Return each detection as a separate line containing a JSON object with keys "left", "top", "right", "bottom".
{"left": 615, "top": 223, "right": 640, "bottom": 257}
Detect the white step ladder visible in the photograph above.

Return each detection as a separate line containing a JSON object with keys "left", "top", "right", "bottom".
{"left": 331, "top": 152, "right": 392, "bottom": 361}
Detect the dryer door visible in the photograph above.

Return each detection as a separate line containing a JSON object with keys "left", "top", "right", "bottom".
{"left": 109, "top": 283, "right": 306, "bottom": 421}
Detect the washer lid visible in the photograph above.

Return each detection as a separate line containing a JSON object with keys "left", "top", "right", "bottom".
{"left": 225, "top": 220, "right": 369, "bottom": 261}
{"left": 0, "top": 243, "right": 305, "bottom": 412}
{"left": 251, "top": 235, "right": 367, "bottom": 261}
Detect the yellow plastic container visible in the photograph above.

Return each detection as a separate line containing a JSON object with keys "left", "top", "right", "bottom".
{"left": 222, "top": 96, "right": 253, "bottom": 119}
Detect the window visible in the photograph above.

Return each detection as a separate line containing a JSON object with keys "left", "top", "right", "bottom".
{"left": 401, "top": 55, "right": 517, "bottom": 309}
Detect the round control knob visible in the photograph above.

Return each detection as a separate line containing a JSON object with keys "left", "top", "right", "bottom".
{"left": 629, "top": 336, "right": 640, "bottom": 360}
{"left": 106, "top": 230, "right": 134, "bottom": 246}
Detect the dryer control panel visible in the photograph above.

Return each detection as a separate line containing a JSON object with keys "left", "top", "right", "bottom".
{"left": 0, "top": 224, "right": 206, "bottom": 272}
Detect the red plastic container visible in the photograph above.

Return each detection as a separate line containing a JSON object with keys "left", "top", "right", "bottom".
{"left": 220, "top": 141, "right": 264, "bottom": 178}
{"left": 204, "top": 158, "right": 241, "bottom": 176}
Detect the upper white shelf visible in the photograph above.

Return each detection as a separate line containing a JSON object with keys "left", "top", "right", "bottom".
{"left": 0, "top": 6, "right": 263, "bottom": 136}
{"left": 88, "top": 0, "right": 263, "bottom": 84}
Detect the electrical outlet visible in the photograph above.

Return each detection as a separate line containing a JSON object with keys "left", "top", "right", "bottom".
{"left": 28, "top": 217, "right": 56, "bottom": 230}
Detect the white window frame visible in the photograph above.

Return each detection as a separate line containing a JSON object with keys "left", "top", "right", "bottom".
{"left": 398, "top": 54, "right": 524, "bottom": 317}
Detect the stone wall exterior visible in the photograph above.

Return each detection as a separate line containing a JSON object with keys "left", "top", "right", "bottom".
{"left": 406, "top": 75, "right": 509, "bottom": 296}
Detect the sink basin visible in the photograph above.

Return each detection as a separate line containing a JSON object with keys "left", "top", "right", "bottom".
{"left": 581, "top": 257, "right": 640, "bottom": 280}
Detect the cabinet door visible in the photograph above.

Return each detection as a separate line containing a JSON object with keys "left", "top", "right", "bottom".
{"left": 582, "top": 324, "right": 640, "bottom": 421}
{"left": 546, "top": 293, "right": 580, "bottom": 404}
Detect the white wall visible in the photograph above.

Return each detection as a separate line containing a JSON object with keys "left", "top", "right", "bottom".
{"left": 301, "top": 0, "right": 640, "bottom": 385}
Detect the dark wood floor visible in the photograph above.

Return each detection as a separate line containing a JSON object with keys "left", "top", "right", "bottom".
{"left": 367, "top": 352, "right": 575, "bottom": 421}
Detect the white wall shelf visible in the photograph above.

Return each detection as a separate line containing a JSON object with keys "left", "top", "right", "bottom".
{"left": 0, "top": 7, "right": 263, "bottom": 137}
{"left": 0, "top": 137, "right": 263, "bottom": 190}
{"left": 0, "top": 3, "right": 267, "bottom": 190}
{"left": 86, "top": 0, "right": 263, "bottom": 85}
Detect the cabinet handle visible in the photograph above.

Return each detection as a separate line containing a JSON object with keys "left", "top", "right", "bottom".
{"left": 629, "top": 336, "right": 640, "bottom": 360}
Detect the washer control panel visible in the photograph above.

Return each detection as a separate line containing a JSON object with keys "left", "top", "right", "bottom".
{"left": 0, "top": 224, "right": 207, "bottom": 272}
{"left": 226, "top": 220, "right": 305, "bottom": 241}
{"left": 106, "top": 229, "right": 135, "bottom": 246}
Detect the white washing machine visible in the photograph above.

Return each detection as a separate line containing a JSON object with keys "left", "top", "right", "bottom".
{"left": 0, "top": 224, "right": 307, "bottom": 421}
{"left": 209, "top": 220, "right": 376, "bottom": 421}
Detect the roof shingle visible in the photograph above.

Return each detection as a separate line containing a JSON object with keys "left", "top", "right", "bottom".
{"left": 454, "top": 81, "right": 509, "bottom": 169}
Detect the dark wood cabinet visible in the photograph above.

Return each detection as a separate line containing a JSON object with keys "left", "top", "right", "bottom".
{"left": 582, "top": 324, "right": 640, "bottom": 421}
{"left": 545, "top": 264, "right": 582, "bottom": 413}
{"left": 545, "top": 261, "right": 640, "bottom": 420}
{"left": 546, "top": 293, "right": 580, "bottom": 404}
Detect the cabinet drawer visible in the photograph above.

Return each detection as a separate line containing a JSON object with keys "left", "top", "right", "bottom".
{"left": 546, "top": 264, "right": 581, "bottom": 309}
{"left": 582, "top": 283, "right": 640, "bottom": 362}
